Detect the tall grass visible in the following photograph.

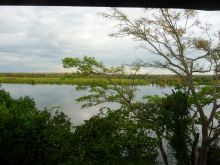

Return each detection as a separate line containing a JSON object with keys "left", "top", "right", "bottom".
{"left": 0, "top": 73, "right": 213, "bottom": 86}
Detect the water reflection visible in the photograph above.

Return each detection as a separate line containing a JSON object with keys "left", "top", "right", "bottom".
{"left": 1, "top": 84, "right": 173, "bottom": 125}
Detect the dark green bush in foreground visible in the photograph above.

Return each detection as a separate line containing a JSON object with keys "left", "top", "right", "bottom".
{"left": 72, "top": 109, "right": 158, "bottom": 164}
{"left": 1, "top": 88, "right": 220, "bottom": 165}
{"left": 0, "top": 89, "right": 157, "bottom": 165}
{"left": 0, "top": 89, "right": 75, "bottom": 165}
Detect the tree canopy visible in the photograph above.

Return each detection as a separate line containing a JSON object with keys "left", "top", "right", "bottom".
{"left": 100, "top": 8, "right": 220, "bottom": 165}
{"left": 0, "top": 89, "right": 75, "bottom": 165}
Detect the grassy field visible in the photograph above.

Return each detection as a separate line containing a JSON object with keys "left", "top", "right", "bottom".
{"left": 0, "top": 72, "right": 213, "bottom": 86}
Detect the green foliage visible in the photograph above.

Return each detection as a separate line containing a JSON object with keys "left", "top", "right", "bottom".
{"left": 102, "top": 7, "right": 220, "bottom": 164}
{"left": 120, "top": 90, "right": 192, "bottom": 164}
{"left": 75, "top": 84, "right": 136, "bottom": 108}
{"left": 62, "top": 56, "right": 147, "bottom": 109}
{"left": 72, "top": 108, "right": 158, "bottom": 164}
{"left": 144, "top": 90, "right": 192, "bottom": 165}
{"left": 188, "top": 85, "right": 220, "bottom": 124}
{"left": 207, "top": 144, "right": 220, "bottom": 165}
{"left": 192, "top": 86, "right": 214, "bottom": 107}
{"left": 0, "top": 89, "right": 75, "bottom": 165}
{"left": 0, "top": 72, "right": 214, "bottom": 86}
{"left": 62, "top": 56, "right": 198, "bottom": 164}
{"left": 62, "top": 56, "right": 104, "bottom": 75}
{"left": 193, "top": 38, "right": 211, "bottom": 51}
{"left": 161, "top": 90, "right": 192, "bottom": 165}
{"left": 2, "top": 79, "right": 220, "bottom": 164}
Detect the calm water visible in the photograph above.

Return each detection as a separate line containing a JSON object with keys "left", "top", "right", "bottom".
{"left": 1, "top": 84, "right": 173, "bottom": 125}
{"left": 0, "top": 84, "right": 177, "bottom": 164}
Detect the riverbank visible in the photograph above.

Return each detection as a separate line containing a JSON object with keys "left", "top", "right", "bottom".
{"left": 0, "top": 73, "right": 213, "bottom": 86}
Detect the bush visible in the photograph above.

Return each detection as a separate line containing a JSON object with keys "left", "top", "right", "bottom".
{"left": 0, "top": 89, "right": 75, "bottom": 165}
{"left": 72, "top": 109, "right": 158, "bottom": 164}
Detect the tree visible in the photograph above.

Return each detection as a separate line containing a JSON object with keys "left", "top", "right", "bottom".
{"left": 162, "top": 90, "right": 192, "bottom": 165}
{"left": 62, "top": 56, "right": 146, "bottom": 110}
{"left": 134, "top": 89, "right": 192, "bottom": 165}
{"left": 0, "top": 89, "right": 75, "bottom": 165}
{"left": 62, "top": 56, "right": 193, "bottom": 164}
{"left": 72, "top": 108, "right": 158, "bottom": 164}
{"left": 62, "top": 56, "right": 173, "bottom": 163}
{"left": 101, "top": 8, "right": 220, "bottom": 165}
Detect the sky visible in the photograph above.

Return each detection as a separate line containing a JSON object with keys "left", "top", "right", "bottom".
{"left": 0, "top": 6, "right": 220, "bottom": 74}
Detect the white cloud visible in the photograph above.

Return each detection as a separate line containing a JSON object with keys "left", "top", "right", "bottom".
{"left": 0, "top": 7, "right": 219, "bottom": 73}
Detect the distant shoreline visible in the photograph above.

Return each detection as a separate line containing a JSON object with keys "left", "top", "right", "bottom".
{"left": 0, "top": 72, "right": 213, "bottom": 86}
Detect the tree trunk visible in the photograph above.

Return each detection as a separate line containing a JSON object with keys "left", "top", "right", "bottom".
{"left": 190, "top": 84, "right": 209, "bottom": 165}
{"left": 198, "top": 144, "right": 208, "bottom": 165}
{"left": 158, "top": 140, "right": 169, "bottom": 165}
{"left": 191, "top": 133, "right": 199, "bottom": 165}
{"left": 198, "top": 132, "right": 209, "bottom": 165}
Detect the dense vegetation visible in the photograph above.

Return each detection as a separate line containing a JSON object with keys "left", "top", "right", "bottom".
{"left": 0, "top": 89, "right": 75, "bottom": 165}
{"left": 0, "top": 72, "right": 214, "bottom": 86}
{"left": 99, "top": 7, "right": 220, "bottom": 165}
{"left": 0, "top": 88, "right": 157, "bottom": 164}
{"left": 1, "top": 87, "right": 220, "bottom": 164}
{"left": 0, "top": 88, "right": 177, "bottom": 164}
{"left": 61, "top": 55, "right": 220, "bottom": 165}
{"left": 72, "top": 108, "right": 158, "bottom": 164}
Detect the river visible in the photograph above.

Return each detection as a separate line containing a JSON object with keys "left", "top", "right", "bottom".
{"left": 1, "top": 83, "right": 173, "bottom": 125}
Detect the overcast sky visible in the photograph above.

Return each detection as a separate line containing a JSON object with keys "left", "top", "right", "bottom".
{"left": 0, "top": 6, "right": 220, "bottom": 74}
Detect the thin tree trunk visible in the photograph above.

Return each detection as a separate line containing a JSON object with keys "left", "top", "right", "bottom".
{"left": 155, "top": 130, "right": 169, "bottom": 165}
{"left": 190, "top": 83, "right": 209, "bottom": 165}
{"left": 198, "top": 131, "right": 209, "bottom": 165}
{"left": 191, "top": 133, "right": 199, "bottom": 165}
{"left": 158, "top": 139, "right": 169, "bottom": 165}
